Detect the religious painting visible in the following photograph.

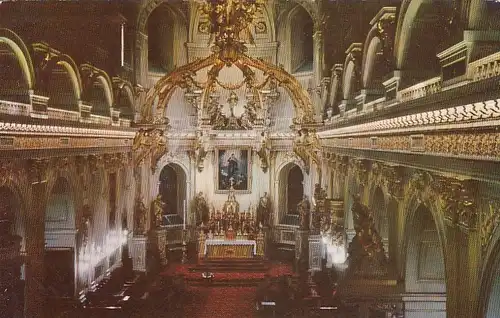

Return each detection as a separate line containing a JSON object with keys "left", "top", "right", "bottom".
{"left": 215, "top": 148, "right": 252, "bottom": 193}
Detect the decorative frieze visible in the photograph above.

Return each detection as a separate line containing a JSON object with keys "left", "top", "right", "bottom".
{"left": 319, "top": 99, "right": 500, "bottom": 137}
{"left": 323, "top": 131, "right": 500, "bottom": 160}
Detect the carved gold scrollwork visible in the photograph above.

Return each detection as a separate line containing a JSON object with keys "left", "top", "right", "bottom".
{"left": 88, "top": 155, "right": 104, "bottom": 175}
{"left": 293, "top": 129, "right": 321, "bottom": 175}
{"left": 132, "top": 128, "right": 168, "bottom": 173}
{"left": 27, "top": 158, "right": 49, "bottom": 184}
{"left": 350, "top": 158, "right": 369, "bottom": 186}
{"left": 0, "top": 160, "right": 21, "bottom": 187}
{"left": 432, "top": 176, "right": 478, "bottom": 229}
{"left": 481, "top": 201, "right": 500, "bottom": 252}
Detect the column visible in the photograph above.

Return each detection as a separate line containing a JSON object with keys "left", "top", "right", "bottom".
{"left": 134, "top": 31, "right": 148, "bottom": 87}
{"left": 312, "top": 28, "right": 324, "bottom": 118}
{"left": 24, "top": 160, "right": 48, "bottom": 318}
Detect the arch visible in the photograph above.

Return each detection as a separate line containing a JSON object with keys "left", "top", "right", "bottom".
{"left": 90, "top": 75, "right": 113, "bottom": 116}
{"left": 46, "top": 177, "right": 76, "bottom": 230}
{"left": 394, "top": 0, "right": 454, "bottom": 75}
{"left": 46, "top": 57, "right": 82, "bottom": 111}
{"left": 277, "top": 4, "right": 314, "bottom": 74}
{"left": 158, "top": 162, "right": 187, "bottom": 222}
{"left": 0, "top": 28, "right": 35, "bottom": 90}
{"left": 342, "top": 60, "right": 358, "bottom": 100}
{"left": 143, "top": 49, "right": 315, "bottom": 124}
{"left": 402, "top": 198, "right": 447, "bottom": 294}
{"left": 361, "top": 35, "right": 384, "bottom": 89}
{"left": 115, "top": 81, "right": 135, "bottom": 119}
{"left": 54, "top": 55, "right": 82, "bottom": 98}
{"left": 137, "top": 0, "right": 188, "bottom": 35}
{"left": 277, "top": 162, "right": 304, "bottom": 225}
{"left": 147, "top": 3, "right": 183, "bottom": 73}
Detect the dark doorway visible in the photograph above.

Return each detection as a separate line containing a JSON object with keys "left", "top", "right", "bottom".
{"left": 287, "top": 165, "right": 304, "bottom": 214}
{"left": 159, "top": 165, "right": 178, "bottom": 215}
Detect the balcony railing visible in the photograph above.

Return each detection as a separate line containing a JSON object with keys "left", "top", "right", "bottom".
{"left": 397, "top": 76, "right": 442, "bottom": 103}
{"left": 469, "top": 52, "right": 500, "bottom": 82}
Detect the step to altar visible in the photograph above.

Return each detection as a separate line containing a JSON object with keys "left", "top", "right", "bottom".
{"left": 191, "top": 258, "right": 268, "bottom": 273}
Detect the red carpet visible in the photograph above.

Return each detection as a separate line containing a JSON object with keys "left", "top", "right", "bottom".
{"left": 181, "top": 286, "right": 257, "bottom": 318}
{"left": 161, "top": 261, "right": 294, "bottom": 283}
{"left": 159, "top": 260, "right": 295, "bottom": 317}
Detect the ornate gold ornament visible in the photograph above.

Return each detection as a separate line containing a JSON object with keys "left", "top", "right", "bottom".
{"left": 0, "top": 160, "right": 21, "bottom": 187}
{"left": 481, "top": 201, "right": 500, "bottom": 252}
{"left": 132, "top": 128, "right": 168, "bottom": 173}
{"left": 27, "top": 158, "right": 49, "bottom": 184}
{"left": 140, "top": 0, "right": 315, "bottom": 126}
{"left": 431, "top": 176, "right": 478, "bottom": 229}
{"left": 293, "top": 128, "right": 321, "bottom": 175}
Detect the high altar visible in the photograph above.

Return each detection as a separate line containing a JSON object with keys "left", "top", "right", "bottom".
{"left": 197, "top": 185, "right": 265, "bottom": 259}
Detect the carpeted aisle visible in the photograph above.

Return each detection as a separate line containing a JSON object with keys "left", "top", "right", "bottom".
{"left": 181, "top": 286, "right": 257, "bottom": 318}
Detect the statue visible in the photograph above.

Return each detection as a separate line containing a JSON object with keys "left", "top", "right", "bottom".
{"left": 192, "top": 192, "right": 209, "bottom": 226}
{"left": 152, "top": 194, "right": 165, "bottom": 228}
{"left": 257, "top": 131, "right": 271, "bottom": 172}
{"left": 134, "top": 196, "right": 148, "bottom": 235}
{"left": 298, "top": 195, "right": 310, "bottom": 230}
{"left": 347, "top": 196, "right": 388, "bottom": 277}
{"left": 257, "top": 192, "right": 271, "bottom": 226}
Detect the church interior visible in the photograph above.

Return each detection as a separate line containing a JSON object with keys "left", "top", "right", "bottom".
{"left": 1, "top": 0, "right": 500, "bottom": 317}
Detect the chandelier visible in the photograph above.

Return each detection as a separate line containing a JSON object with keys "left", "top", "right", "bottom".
{"left": 200, "top": 0, "right": 266, "bottom": 65}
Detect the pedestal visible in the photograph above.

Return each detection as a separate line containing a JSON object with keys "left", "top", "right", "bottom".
{"left": 403, "top": 293, "right": 446, "bottom": 318}
{"left": 155, "top": 228, "right": 168, "bottom": 265}
{"left": 308, "top": 234, "right": 322, "bottom": 272}
{"left": 295, "top": 229, "right": 309, "bottom": 270}
{"left": 130, "top": 236, "right": 147, "bottom": 272}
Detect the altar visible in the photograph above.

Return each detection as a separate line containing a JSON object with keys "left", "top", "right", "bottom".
{"left": 196, "top": 185, "right": 266, "bottom": 259}
{"left": 204, "top": 239, "right": 256, "bottom": 258}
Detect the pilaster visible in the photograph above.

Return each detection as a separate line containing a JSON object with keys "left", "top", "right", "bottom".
{"left": 24, "top": 159, "right": 49, "bottom": 318}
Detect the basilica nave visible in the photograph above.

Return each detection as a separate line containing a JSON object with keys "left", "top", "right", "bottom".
{"left": 1, "top": 0, "right": 500, "bottom": 317}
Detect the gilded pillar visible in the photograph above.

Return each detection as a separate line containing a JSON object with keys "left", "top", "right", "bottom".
{"left": 24, "top": 159, "right": 49, "bottom": 318}
{"left": 435, "top": 177, "right": 481, "bottom": 318}
{"left": 312, "top": 28, "right": 324, "bottom": 117}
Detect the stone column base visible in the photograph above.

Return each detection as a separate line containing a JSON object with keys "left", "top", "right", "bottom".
{"left": 130, "top": 236, "right": 147, "bottom": 272}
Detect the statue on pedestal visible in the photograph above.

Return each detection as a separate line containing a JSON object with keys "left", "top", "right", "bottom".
{"left": 192, "top": 192, "right": 209, "bottom": 226}
{"left": 134, "top": 196, "right": 147, "bottom": 235}
{"left": 257, "top": 192, "right": 271, "bottom": 226}
{"left": 152, "top": 194, "right": 165, "bottom": 228}
{"left": 298, "top": 195, "right": 311, "bottom": 230}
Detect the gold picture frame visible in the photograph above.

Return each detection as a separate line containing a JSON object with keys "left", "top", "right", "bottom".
{"left": 215, "top": 147, "right": 252, "bottom": 194}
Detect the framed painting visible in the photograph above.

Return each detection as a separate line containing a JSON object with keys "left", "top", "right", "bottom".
{"left": 215, "top": 148, "right": 252, "bottom": 193}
